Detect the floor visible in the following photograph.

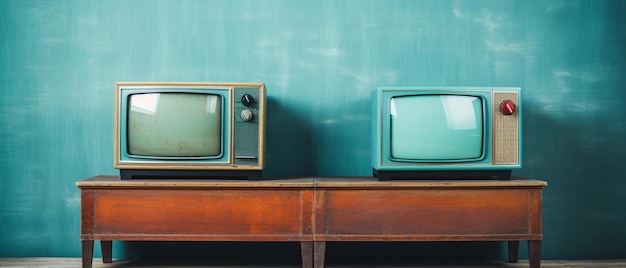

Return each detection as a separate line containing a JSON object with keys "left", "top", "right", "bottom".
{"left": 1, "top": 258, "right": 626, "bottom": 268}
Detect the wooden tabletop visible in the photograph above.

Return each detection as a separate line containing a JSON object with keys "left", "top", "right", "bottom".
{"left": 76, "top": 175, "right": 314, "bottom": 189}
{"left": 313, "top": 176, "right": 547, "bottom": 189}
{"left": 77, "top": 175, "right": 546, "bottom": 189}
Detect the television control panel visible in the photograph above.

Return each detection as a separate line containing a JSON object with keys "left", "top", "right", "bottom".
{"left": 233, "top": 87, "right": 265, "bottom": 167}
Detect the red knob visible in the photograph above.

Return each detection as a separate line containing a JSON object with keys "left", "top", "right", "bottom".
{"left": 500, "top": 100, "right": 516, "bottom": 115}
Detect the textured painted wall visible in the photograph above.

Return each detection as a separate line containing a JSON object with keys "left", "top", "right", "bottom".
{"left": 1, "top": 0, "right": 625, "bottom": 260}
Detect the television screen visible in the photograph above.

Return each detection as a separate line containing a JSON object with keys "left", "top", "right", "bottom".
{"left": 127, "top": 92, "right": 223, "bottom": 158}
{"left": 390, "top": 94, "right": 484, "bottom": 161}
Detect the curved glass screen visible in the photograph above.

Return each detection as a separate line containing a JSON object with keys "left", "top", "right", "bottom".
{"left": 127, "top": 93, "right": 222, "bottom": 158}
{"left": 390, "top": 94, "right": 484, "bottom": 161}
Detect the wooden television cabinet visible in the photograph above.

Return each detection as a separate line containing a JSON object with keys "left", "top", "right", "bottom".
{"left": 77, "top": 176, "right": 546, "bottom": 268}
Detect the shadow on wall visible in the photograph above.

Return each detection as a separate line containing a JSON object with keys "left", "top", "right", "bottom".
{"left": 262, "top": 96, "right": 314, "bottom": 178}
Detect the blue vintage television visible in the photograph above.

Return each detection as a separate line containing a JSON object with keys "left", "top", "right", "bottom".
{"left": 371, "top": 87, "right": 521, "bottom": 180}
{"left": 114, "top": 82, "right": 265, "bottom": 180}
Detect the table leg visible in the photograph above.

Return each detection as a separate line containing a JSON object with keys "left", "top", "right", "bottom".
{"left": 314, "top": 241, "right": 326, "bottom": 268}
{"left": 528, "top": 240, "right": 541, "bottom": 268}
{"left": 101, "top": 241, "right": 113, "bottom": 263}
{"left": 508, "top": 240, "right": 519, "bottom": 263}
{"left": 301, "top": 241, "right": 314, "bottom": 268}
{"left": 81, "top": 240, "right": 94, "bottom": 268}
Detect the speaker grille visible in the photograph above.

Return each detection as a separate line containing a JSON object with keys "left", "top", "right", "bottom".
{"left": 493, "top": 92, "right": 519, "bottom": 165}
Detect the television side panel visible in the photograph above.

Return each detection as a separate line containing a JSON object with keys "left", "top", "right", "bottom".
{"left": 371, "top": 88, "right": 385, "bottom": 171}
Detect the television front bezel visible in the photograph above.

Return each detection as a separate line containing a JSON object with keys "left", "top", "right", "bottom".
{"left": 387, "top": 93, "right": 488, "bottom": 163}
{"left": 114, "top": 82, "right": 266, "bottom": 171}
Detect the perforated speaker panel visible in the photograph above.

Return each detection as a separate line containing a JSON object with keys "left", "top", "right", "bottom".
{"left": 492, "top": 92, "right": 519, "bottom": 165}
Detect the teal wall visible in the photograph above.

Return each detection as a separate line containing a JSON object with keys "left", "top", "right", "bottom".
{"left": 1, "top": 0, "right": 625, "bottom": 261}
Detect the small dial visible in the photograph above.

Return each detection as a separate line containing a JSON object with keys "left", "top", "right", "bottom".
{"left": 240, "top": 108, "right": 254, "bottom": 122}
{"left": 500, "top": 100, "right": 517, "bottom": 115}
{"left": 241, "top": 94, "right": 255, "bottom": 106}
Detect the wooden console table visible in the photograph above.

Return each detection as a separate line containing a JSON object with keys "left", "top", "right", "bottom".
{"left": 313, "top": 177, "right": 547, "bottom": 268}
{"left": 77, "top": 176, "right": 315, "bottom": 268}
{"left": 77, "top": 176, "right": 545, "bottom": 268}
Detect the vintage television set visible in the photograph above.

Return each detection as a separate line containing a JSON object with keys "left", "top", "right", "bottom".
{"left": 114, "top": 82, "right": 266, "bottom": 180}
{"left": 371, "top": 87, "right": 521, "bottom": 181}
